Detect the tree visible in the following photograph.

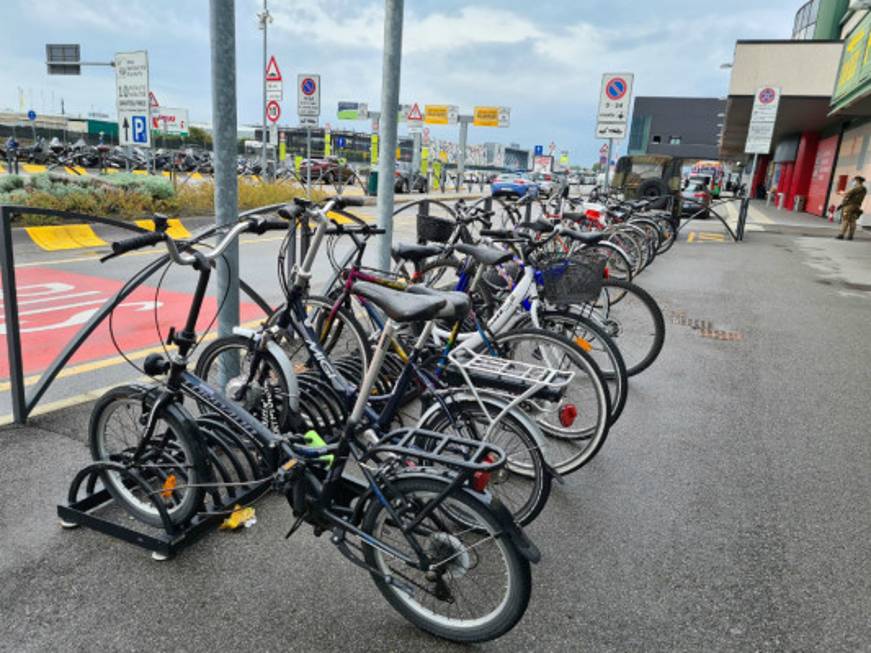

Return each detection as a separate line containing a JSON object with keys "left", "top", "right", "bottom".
{"left": 189, "top": 126, "right": 213, "bottom": 148}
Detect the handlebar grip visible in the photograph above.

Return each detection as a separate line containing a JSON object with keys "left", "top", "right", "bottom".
{"left": 250, "top": 218, "right": 288, "bottom": 235}
{"left": 111, "top": 231, "right": 164, "bottom": 255}
{"left": 278, "top": 204, "right": 304, "bottom": 221}
{"left": 563, "top": 211, "right": 586, "bottom": 221}
{"left": 480, "top": 229, "right": 516, "bottom": 239}
{"left": 332, "top": 196, "right": 366, "bottom": 209}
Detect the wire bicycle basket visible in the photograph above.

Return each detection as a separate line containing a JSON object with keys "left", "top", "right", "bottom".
{"left": 537, "top": 254, "right": 607, "bottom": 305}
{"left": 417, "top": 214, "right": 456, "bottom": 244}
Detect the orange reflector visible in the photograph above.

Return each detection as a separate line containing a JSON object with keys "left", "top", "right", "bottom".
{"left": 575, "top": 337, "right": 593, "bottom": 352}
{"left": 282, "top": 458, "right": 298, "bottom": 471}
{"left": 161, "top": 474, "right": 177, "bottom": 499}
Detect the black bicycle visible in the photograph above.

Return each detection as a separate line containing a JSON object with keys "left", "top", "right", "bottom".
{"left": 87, "top": 206, "right": 540, "bottom": 643}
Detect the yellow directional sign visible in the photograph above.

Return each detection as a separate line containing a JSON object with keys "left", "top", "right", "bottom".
{"left": 473, "top": 106, "right": 510, "bottom": 128}
{"left": 424, "top": 104, "right": 458, "bottom": 125}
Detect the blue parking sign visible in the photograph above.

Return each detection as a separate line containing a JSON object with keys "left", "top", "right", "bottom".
{"left": 131, "top": 115, "right": 148, "bottom": 143}
{"left": 534, "top": 145, "right": 543, "bottom": 156}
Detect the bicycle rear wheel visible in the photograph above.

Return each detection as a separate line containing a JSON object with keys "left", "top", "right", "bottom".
{"left": 362, "top": 475, "right": 532, "bottom": 643}
{"left": 597, "top": 279, "right": 665, "bottom": 376}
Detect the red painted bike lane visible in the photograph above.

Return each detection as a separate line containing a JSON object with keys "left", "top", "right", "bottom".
{"left": 0, "top": 267, "right": 266, "bottom": 379}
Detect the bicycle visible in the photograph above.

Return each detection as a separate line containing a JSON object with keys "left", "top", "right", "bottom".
{"left": 87, "top": 207, "right": 541, "bottom": 643}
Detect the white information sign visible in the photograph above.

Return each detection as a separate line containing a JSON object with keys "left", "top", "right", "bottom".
{"left": 745, "top": 86, "right": 781, "bottom": 155}
{"left": 115, "top": 50, "right": 151, "bottom": 147}
{"left": 596, "top": 73, "right": 633, "bottom": 139}
{"left": 297, "top": 74, "right": 321, "bottom": 117}
{"left": 152, "top": 107, "right": 189, "bottom": 136}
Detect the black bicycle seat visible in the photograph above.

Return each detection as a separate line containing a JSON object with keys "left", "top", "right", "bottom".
{"left": 391, "top": 242, "right": 444, "bottom": 264}
{"left": 562, "top": 211, "right": 588, "bottom": 222}
{"left": 562, "top": 230, "right": 605, "bottom": 245}
{"left": 352, "top": 281, "right": 446, "bottom": 323}
{"left": 406, "top": 285, "right": 471, "bottom": 323}
{"left": 517, "top": 219, "right": 555, "bottom": 233}
{"left": 455, "top": 243, "right": 513, "bottom": 266}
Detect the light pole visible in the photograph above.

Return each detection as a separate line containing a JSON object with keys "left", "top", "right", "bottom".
{"left": 257, "top": 0, "right": 272, "bottom": 178}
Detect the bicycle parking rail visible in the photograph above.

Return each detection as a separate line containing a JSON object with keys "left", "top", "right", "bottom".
{"left": 675, "top": 196, "right": 751, "bottom": 243}
{"left": 0, "top": 204, "right": 277, "bottom": 424}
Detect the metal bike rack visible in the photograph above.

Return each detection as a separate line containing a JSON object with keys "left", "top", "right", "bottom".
{"left": 0, "top": 204, "right": 278, "bottom": 424}
{"left": 675, "top": 196, "right": 751, "bottom": 243}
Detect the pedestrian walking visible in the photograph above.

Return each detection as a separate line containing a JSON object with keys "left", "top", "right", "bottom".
{"left": 835, "top": 175, "right": 866, "bottom": 240}
{"left": 5, "top": 135, "right": 19, "bottom": 175}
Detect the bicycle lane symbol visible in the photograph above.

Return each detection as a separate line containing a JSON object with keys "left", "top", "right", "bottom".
{"left": 0, "top": 267, "right": 264, "bottom": 379}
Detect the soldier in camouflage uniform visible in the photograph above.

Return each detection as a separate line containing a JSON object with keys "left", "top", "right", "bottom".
{"left": 836, "top": 176, "right": 866, "bottom": 240}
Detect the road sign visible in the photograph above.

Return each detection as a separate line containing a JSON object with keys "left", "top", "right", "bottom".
{"left": 266, "top": 100, "right": 281, "bottom": 123}
{"left": 265, "top": 55, "right": 282, "bottom": 81}
{"left": 407, "top": 102, "right": 423, "bottom": 133}
{"left": 298, "top": 74, "right": 320, "bottom": 117}
{"left": 534, "top": 145, "right": 543, "bottom": 156}
{"left": 337, "top": 101, "right": 368, "bottom": 120}
{"left": 149, "top": 91, "right": 159, "bottom": 109}
{"left": 596, "top": 122, "right": 627, "bottom": 139}
{"left": 596, "top": 72, "right": 633, "bottom": 139}
{"left": 152, "top": 107, "right": 189, "bottom": 136}
{"left": 424, "top": 104, "right": 458, "bottom": 125}
{"left": 336, "top": 136, "right": 347, "bottom": 148}
{"left": 299, "top": 116, "right": 318, "bottom": 128}
{"left": 115, "top": 51, "right": 150, "bottom": 147}
{"left": 472, "top": 106, "right": 510, "bottom": 128}
{"left": 745, "top": 85, "right": 781, "bottom": 154}
{"left": 26, "top": 110, "right": 36, "bottom": 121}
{"left": 266, "top": 55, "right": 283, "bottom": 101}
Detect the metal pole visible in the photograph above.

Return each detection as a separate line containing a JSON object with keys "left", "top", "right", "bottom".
{"left": 375, "top": 0, "right": 404, "bottom": 271}
{"left": 750, "top": 153, "right": 759, "bottom": 198}
{"left": 0, "top": 208, "right": 26, "bottom": 423}
{"left": 306, "top": 127, "right": 312, "bottom": 196}
{"left": 603, "top": 138, "right": 612, "bottom": 192}
{"left": 209, "top": 0, "right": 240, "bottom": 344}
{"left": 258, "top": 0, "right": 270, "bottom": 179}
{"left": 457, "top": 117, "right": 469, "bottom": 192}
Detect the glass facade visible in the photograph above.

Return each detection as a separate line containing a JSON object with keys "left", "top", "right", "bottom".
{"left": 792, "top": 0, "right": 820, "bottom": 40}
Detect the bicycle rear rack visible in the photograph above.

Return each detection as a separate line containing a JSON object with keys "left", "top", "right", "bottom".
{"left": 57, "top": 415, "right": 271, "bottom": 560}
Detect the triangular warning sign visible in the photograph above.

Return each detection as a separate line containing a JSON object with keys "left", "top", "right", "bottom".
{"left": 265, "top": 55, "right": 282, "bottom": 82}
{"left": 149, "top": 91, "right": 159, "bottom": 109}
{"left": 407, "top": 103, "right": 423, "bottom": 121}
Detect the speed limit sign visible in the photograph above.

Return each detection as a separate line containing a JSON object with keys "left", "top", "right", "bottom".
{"left": 266, "top": 100, "right": 281, "bottom": 123}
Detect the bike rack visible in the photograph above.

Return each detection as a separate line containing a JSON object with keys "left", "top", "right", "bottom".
{"left": 675, "top": 196, "right": 751, "bottom": 243}
{"left": 57, "top": 414, "right": 272, "bottom": 560}
{"left": 0, "top": 204, "right": 280, "bottom": 424}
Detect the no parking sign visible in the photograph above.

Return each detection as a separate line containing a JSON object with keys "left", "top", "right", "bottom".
{"left": 596, "top": 72, "right": 634, "bottom": 139}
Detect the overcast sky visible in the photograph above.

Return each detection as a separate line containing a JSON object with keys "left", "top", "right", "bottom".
{"left": 1, "top": 0, "right": 797, "bottom": 163}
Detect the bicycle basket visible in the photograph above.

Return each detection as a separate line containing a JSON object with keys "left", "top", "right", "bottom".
{"left": 417, "top": 214, "right": 455, "bottom": 244}
{"left": 538, "top": 255, "right": 606, "bottom": 304}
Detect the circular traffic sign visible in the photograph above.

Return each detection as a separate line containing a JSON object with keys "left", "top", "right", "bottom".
{"left": 27, "top": 109, "right": 36, "bottom": 121}
{"left": 758, "top": 87, "right": 777, "bottom": 104}
{"left": 605, "top": 77, "right": 628, "bottom": 101}
{"left": 301, "top": 77, "right": 317, "bottom": 96}
{"left": 266, "top": 100, "right": 281, "bottom": 123}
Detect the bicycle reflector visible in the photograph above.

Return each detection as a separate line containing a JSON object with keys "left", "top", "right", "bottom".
{"left": 574, "top": 337, "right": 593, "bottom": 352}
{"left": 161, "top": 473, "right": 177, "bottom": 499}
{"left": 471, "top": 453, "right": 497, "bottom": 492}
{"left": 559, "top": 404, "right": 578, "bottom": 428}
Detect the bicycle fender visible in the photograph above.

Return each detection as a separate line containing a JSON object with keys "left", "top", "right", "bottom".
{"left": 233, "top": 326, "right": 300, "bottom": 413}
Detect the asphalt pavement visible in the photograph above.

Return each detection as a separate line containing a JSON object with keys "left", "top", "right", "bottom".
{"left": 1, "top": 221, "right": 869, "bottom": 651}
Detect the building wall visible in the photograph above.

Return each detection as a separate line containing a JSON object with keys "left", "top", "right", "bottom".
{"left": 627, "top": 97, "right": 725, "bottom": 160}
{"left": 728, "top": 41, "right": 843, "bottom": 96}
{"left": 828, "top": 118, "right": 871, "bottom": 216}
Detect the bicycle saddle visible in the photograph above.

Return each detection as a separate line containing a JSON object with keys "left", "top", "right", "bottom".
{"left": 406, "top": 285, "right": 471, "bottom": 322}
{"left": 517, "top": 219, "right": 555, "bottom": 233}
{"left": 561, "top": 230, "right": 606, "bottom": 245}
{"left": 454, "top": 243, "right": 513, "bottom": 266}
{"left": 391, "top": 242, "right": 444, "bottom": 263}
{"left": 352, "top": 281, "right": 446, "bottom": 323}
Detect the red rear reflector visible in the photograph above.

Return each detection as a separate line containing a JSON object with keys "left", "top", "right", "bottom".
{"left": 559, "top": 404, "right": 578, "bottom": 427}
{"left": 585, "top": 209, "right": 601, "bottom": 220}
{"left": 472, "top": 453, "right": 497, "bottom": 492}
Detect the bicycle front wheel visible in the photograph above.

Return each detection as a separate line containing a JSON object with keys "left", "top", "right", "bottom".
{"left": 362, "top": 475, "right": 532, "bottom": 643}
{"left": 89, "top": 384, "right": 207, "bottom": 528}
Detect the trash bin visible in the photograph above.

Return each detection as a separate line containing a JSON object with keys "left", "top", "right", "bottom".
{"left": 367, "top": 170, "right": 378, "bottom": 196}
{"left": 794, "top": 196, "right": 806, "bottom": 213}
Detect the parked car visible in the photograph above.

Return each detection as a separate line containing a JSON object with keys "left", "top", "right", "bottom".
{"left": 531, "top": 172, "right": 555, "bottom": 197}
{"left": 298, "top": 157, "right": 356, "bottom": 183}
{"left": 681, "top": 176, "right": 712, "bottom": 218}
{"left": 612, "top": 154, "right": 684, "bottom": 216}
{"left": 490, "top": 172, "right": 539, "bottom": 198}
{"left": 394, "top": 163, "right": 427, "bottom": 193}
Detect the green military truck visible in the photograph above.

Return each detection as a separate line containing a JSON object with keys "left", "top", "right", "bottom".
{"left": 611, "top": 154, "right": 683, "bottom": 214}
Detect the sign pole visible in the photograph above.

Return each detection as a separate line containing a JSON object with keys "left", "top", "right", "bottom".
{"left": 457, "top": 117, "right": 469, "bottom": 192}
{"left": 306, "top": 126, "right": 312, "bottom": 197}
{"left": 209, "top": 0, "right": 241, "bottom": 353}
{"left": 259, "top": 0, "right": 270, "bottom": 179}
{"left": 375, "top": 0, "right": 404, "bottom": 271}
{"left": 604, "top": 138, "right": 613, "bottom": 192}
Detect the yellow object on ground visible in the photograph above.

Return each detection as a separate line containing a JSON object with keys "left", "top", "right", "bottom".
{"left": 25, "top": 224, "right": 107, "bottom": 251}
{"left": 220, "top": 505, "right": 257, "bottom": 530}
{"left": 134, "top": 218, "right": 191, "bottom": 239}
{"left": 22, "top": 163, "right": 47, "bottom": 174}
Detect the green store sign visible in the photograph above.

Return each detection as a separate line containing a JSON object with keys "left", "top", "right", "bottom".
{"left": 832, "top": 13, "right": 871, "bottom": 110}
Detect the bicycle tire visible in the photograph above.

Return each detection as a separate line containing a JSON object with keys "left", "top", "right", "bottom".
{"left": 598, "top": 278, "right": 665, "bottom": 376}
{"left": 89, "top": 384, "right": 207, "bottom": 528}
{"left": 362, "top": 475, "right": 532, "bottom": 643}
